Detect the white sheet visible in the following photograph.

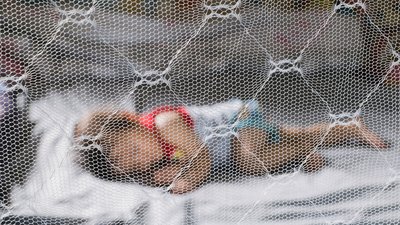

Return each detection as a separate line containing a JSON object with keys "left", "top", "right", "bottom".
{"left": 9, "top": 95, "right": 400, "bottom": 225}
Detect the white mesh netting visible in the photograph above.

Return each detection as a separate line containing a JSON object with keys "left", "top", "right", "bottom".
{"left": 1, "top": 0, "right": 400, "bottom": 224}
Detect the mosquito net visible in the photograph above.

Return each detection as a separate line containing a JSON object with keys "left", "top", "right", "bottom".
{"left": 1, "top": 0, "right": 399, "bottom": 224}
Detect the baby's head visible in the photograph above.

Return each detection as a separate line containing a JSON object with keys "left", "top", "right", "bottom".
{"left": 74, "top": 111, "right": 164, "bottom": 183}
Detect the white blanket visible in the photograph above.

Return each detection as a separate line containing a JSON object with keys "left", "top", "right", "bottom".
{"left": 9, "top": 95, "right": 400, "bottom": 225}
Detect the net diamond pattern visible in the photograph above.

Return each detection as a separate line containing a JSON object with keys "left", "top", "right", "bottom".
{"left": 1, "top": 0, "right": 399, "bottom": 224}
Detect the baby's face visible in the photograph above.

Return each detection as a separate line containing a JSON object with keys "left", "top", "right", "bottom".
{"left": 108, "top": 128, "right": 164, "bottom": 173}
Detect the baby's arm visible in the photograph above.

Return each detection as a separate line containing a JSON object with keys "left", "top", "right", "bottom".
{"left": 154, "top": 111, "right": 211, "bottom": 194}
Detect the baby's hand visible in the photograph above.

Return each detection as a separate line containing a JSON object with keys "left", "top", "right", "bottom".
{"left": 169, "top": 179, "right": 196, "bottom": 194}
{"left": 154, "top": 165, "right": 181, "bottom": 186}
{"left": 154, "top": 165, "right": 199, "bottom": 194}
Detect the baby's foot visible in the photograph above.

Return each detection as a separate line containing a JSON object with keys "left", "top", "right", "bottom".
{"left": 302, "top": 152, "right": 326, "bottom": 173}
{"left": 356, "top": 118, "right": 389, "bottom": 149}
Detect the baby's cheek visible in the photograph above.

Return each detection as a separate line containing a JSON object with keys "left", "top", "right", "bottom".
{"left": 134, "top": 153, "right": 157, "bottom": 171}
{"left": 137, "top": 136, "right": 164, "bottom": 165}
{"left": 136, "top": 144, "right": 163, "bottom": 166}
{"left": 108, "top": 147, "right": 137, "bottom": 173}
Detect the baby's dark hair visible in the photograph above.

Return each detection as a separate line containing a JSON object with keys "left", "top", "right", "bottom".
{"left": 73, "top": 111, "right": 142, "bottom": 183}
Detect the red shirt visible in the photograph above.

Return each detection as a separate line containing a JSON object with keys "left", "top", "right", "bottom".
{"left": 137, "top": 106, "right": 194, "bottom": 160}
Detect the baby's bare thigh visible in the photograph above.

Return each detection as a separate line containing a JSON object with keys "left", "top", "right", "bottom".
{"left": 235, "top": 127, "right": 315, "bottom": 150}
{"left": 232, "top": 129, "right": 319, "bottom": 175}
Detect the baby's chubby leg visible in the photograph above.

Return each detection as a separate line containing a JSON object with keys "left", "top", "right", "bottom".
{"left": 233, "top": 119, "right": 388, "bottom": 176}
{"left": 300, "top": 118, "right": 388, "bottom": 149}
{"left": 321, "top": 120, "right": 388, "bottom": 149}
{"left": 232, "top": 126, "right": 324, "bottom": 176}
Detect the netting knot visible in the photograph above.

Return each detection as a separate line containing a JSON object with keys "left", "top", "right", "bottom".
{"left": 329, "top": 110, "right": 361, "bottom": 126}
{"left": 334, "top": 0, "right": 366, "bottom": 12}
{"left": 204, "top": 124, "right": 236, "bottom": 141}
{"left": 269, "top": 59, "right": 302, "bottom": 75}
{"left": 391, "top": 50, "right": 400, "bottom": 68}
{"left": 76, "top": 135, "right": 102, "bottom": 150}
{"left": 57, "top": 7, "right": 96, "bottom": 27}
{"left": 134, "top": 71, "right": 170, "bottom": 87}
{"left": 204, "top": 0, "right": 241, "bottom": 21}
{"left": 0, "top": 73, "right": 28, "bottom": 94}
